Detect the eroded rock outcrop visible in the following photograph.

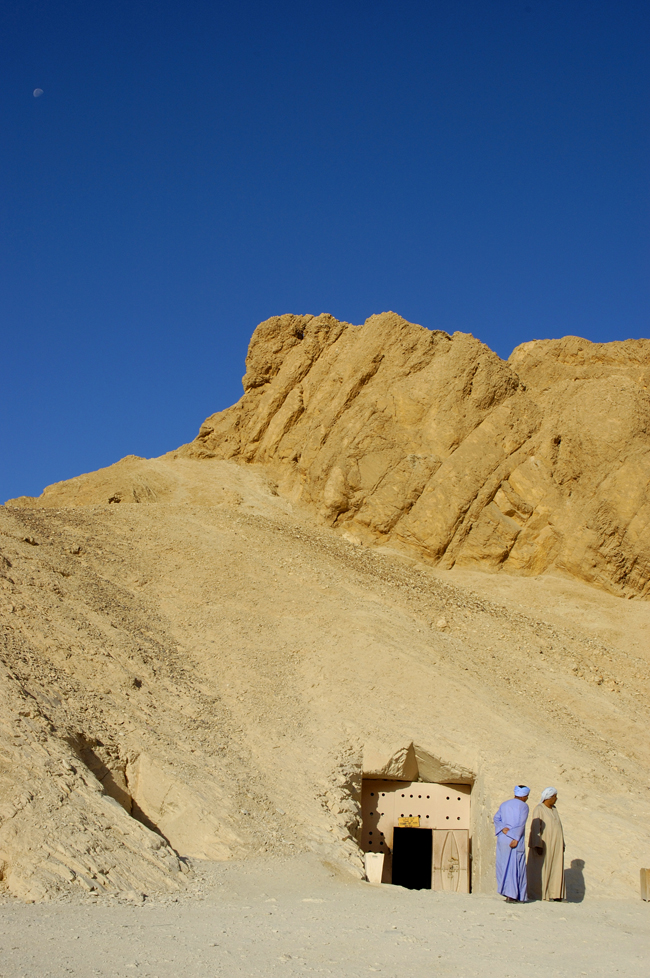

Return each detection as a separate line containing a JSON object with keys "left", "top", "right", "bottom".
{"left": 2, "top": 314, "right": 649, "bottom": 903}
{"left": 183, "top": 313, "right": 650, "bottom": 597}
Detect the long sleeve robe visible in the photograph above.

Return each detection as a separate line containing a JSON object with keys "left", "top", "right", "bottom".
{"left": 527, "top": 802, "right": 566, "bottom": 901}
{"left": 493, "top": 798, "right": 529, "bottom": 900}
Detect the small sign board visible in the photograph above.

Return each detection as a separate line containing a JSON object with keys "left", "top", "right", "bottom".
{"left": 398, "top": 816, "right": 420, "bottom": 828}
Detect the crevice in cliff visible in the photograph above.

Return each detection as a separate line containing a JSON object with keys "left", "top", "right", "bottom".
{"left": 71, "top": 734, "right": 171, "bottom": 846}
{"left": 438, "top": 436, "right": 539, "bottom": 568}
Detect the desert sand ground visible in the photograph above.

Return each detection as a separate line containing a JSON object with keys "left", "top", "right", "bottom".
{"left": 0, "top": 854, "right": 648, "bottom": 978}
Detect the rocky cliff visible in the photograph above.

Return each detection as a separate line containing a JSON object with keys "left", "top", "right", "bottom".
{"left": 184, "top": 313, "right": 650, "bottom": 597}
{"left": 2, "top": 313, "right": 649, "bottom": 905}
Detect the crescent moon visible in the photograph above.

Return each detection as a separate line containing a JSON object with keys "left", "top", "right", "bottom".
{"left": 33, "top": 88, "right": 43, "bottom": 97}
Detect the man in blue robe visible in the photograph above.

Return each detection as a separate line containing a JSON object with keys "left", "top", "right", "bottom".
{"left": 493, "top": 785, "right": 530, "bottom": 902}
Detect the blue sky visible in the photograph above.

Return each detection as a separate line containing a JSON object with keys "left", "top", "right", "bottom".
{"left": 1, "top": 0, "right": 648, "bottom": 501}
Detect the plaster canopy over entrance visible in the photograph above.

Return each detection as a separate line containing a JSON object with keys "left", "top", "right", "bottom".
{"left": 362, "top": 742, "right": 475, "bottom": 785}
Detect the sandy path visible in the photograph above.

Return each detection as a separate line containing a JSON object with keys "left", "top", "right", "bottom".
{"left": 0, "top": 855, "right": 647, "bottom": 978}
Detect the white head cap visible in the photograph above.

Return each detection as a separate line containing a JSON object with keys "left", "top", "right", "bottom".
{"left": 540, "top": 787, "right": 558, "bottom": 802}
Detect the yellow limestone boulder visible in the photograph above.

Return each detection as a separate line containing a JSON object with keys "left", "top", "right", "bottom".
{"left": 183, "top": 313, "right": 650, "bottom": 598}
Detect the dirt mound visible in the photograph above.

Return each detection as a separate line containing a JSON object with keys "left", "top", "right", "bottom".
{"left": 181, "top": 313, "right": 650, "bottom": 597}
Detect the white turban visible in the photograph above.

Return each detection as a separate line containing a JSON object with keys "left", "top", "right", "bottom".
{"left": 540, "top": 787, "right": 557, "bottom": 802}
{"left": 514, "top": 785, "right": 530, "bottom": 798}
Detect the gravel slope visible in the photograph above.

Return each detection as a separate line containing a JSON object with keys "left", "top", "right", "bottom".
{"left": 1, "top": 456, "right": 649, "bottom": 901}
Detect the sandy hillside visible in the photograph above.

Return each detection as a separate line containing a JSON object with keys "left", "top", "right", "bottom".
{"left": 2, "top": 445, "right": 649, "bottom": 903}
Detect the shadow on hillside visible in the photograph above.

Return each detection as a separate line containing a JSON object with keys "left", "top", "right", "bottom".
{"left": 564, "top": 859, "right": 586, "bottom": 902}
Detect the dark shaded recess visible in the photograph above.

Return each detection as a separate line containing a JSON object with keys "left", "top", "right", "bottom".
{"left": 392, "top": 827, "right": 432, "bottom": 890}
{"left": 69, "top": 732, "right": 171, "bottom": 847}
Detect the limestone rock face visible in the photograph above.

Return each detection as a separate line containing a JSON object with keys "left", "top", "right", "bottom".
{"left": 2, "top": 314, "right": 649, "bottom": 903}
{"left": 185, "top": 313, "right": 650, "bottom": 597}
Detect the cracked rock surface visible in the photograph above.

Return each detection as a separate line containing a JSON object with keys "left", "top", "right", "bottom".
{"left": 181, "top": 312, "right": 650, "bottom": 597}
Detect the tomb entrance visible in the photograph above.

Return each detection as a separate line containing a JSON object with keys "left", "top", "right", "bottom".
{"left": 360, "top": 742, "right": 474, "bottom": 892}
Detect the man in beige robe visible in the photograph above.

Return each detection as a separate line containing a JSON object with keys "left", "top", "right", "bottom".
{"left": 527, "top": 787, "right": 566, "bottom": 900}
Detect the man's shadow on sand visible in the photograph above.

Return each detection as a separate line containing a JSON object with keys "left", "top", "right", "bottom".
{"left": 564, "top": 859, "right": 586, "bottom": 902}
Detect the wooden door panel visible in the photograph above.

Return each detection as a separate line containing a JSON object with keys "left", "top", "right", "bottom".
{"left": 433, "top": 828, "right": 469, "bottom": 893}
